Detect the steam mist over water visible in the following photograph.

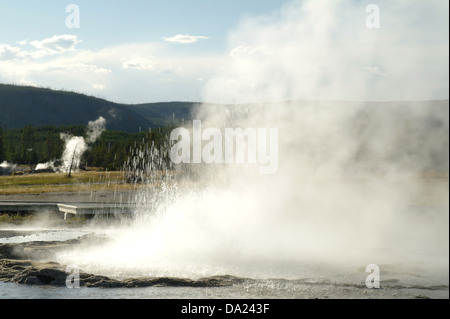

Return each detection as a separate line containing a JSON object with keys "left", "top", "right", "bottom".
{"left": 57, "top": 0, "right": 448, "bottom": 285}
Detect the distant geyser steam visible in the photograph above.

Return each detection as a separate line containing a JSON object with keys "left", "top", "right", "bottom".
{"left": 36, "top": 116, "right": 106, "bottom": 173}
{"left": 60, "top": 116, "right": 106, "bottom": 173}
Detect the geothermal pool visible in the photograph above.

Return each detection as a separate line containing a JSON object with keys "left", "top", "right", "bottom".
{"left": 0, "top": 198, "right": 447, "bottom": 300}
{"left": 0, "top": 229, "right": 92, "bottom": 244}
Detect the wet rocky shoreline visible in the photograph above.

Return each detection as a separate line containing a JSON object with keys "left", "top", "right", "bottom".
{"left": 0, "top": 231, "right": 447, "bottom": 299}
{"left": 0, "top": 234, "right": 245, "bottom": 289}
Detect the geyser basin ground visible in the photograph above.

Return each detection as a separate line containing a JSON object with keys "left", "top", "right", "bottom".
{"left": 1, "top": 174, "right": 446, "bottom": 299}
{"left": 0, "top": 228, "right": 448, "bottom": 299}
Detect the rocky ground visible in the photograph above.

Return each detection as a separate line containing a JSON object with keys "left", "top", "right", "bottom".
{"left": 0, "top": 234, "right": 245, "bottom": 288}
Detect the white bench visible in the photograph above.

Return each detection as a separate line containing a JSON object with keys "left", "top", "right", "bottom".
{"left": 57, "top": 204, "right": 134, "bottom": 220}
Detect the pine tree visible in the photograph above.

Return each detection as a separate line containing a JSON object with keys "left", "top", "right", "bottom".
{"left": 44, "top": 130, "right": 61, "bottom": 161}
{"left": 20, "top": 125, "right": 35, "bottom": 165}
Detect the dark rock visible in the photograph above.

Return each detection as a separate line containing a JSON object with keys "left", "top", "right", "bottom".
{"left": 10, "top": 261, "right": 68, "bottom": 286}
{"left": 0, "top": 244, "right": 26, "bottom": 259}
{"left": 121, "top": 277, "right": 194, "bottom": 288}
{"left": 120, "top": 275, "right": 245, "bottom": 288}
{"left": 414, "top": 295, "right": 432, "bottom": 299}
{"left": 0, "top": 259, "right": 33, "bottom": 282}
{"left": 197, "top": 275, "right": 246, "bottom": 287}
{"left": 0, "top": 239, "right": 247, "bottom": 289}
{"left": 1, "top": 257, "right": 248, "bottom": 288}
{"left": 23, "top": 276, "right": 43, "bottom": 285}
{"left": 82, "top": 274, "right": 123, "bottom": 288}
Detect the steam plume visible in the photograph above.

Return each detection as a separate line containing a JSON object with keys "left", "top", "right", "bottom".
{"left": 86, "top": 116, "right": 107, "bottom": 144}
{"left": 57, "top": 0, "right": 448, "bottom": 284}
{"left": 36, "top": 116, "right": 107, "bottom": 173}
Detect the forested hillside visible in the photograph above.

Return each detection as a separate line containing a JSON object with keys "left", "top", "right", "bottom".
{"left": 0, "top": 124, "right": 173, "bottom": 171}
{"left": 0, "top": 84, "right": 197, "bottom": 131}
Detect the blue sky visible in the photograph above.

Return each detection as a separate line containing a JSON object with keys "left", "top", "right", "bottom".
{"left": 0, "top": 0, "right": 290, "bottom": 103}
{"left": 0, "top": 0, "right": 448, "bottom": 104}
{"left": 0, "top": 1, "right": 284, "bottom": 51}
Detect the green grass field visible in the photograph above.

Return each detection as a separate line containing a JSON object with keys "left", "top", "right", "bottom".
{"left": 0, "top": 171, "right": 135, "bottom": 195}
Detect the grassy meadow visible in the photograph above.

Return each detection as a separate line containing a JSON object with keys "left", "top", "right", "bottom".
{"left": 0, "top": 171, "right": 135, "bottom": 195}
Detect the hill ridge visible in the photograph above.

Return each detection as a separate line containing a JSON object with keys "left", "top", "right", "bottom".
{"left": 0, "top": 84, "right": 197, "bottom": 132}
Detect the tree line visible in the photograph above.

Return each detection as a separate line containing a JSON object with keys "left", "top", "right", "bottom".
{"left": 0, "top": 124, "right": 173, "bottom": 171}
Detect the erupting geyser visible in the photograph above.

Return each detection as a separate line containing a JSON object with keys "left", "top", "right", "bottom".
{"left": 36, "top": 117, "right": 106, "bottom": 174}
{"left": 56, "top": 0, "right": 448, "bottom": 287}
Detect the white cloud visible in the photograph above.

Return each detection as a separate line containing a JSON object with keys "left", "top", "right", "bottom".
{"left": 29, "top": 34, "right": 81, "bottom": 55}
{"left": 0, "top": 35, "right": 82, "bottom": 60}
{"left": 0, "top": 1, "right": 448, "bottom": 104}
{"left": 51, "top": 63, "right": 111, "bottom": 74}
{"left": 0, "top": 44, "right": 24, "bottom": 60}
{"left": 0, "top": 38, "right": 223, "bottom": 103}
{"left": 121, "top": 56, "right": 157, "bottom": 71}
{"left": 163, "top": 34, "right": 209, "bottom": 44}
